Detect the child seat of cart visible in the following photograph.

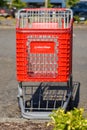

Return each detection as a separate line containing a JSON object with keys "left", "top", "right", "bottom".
{"left": 19, "top": 18, "right": 68, "bottom": 29}
{"left": 23, "top": 18, "right": 59, "bottom": 29}
{"left": 32, "top": 22, "right": 58, "bottom": 29}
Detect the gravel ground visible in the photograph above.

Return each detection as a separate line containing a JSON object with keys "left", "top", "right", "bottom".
{"left": 0, "top": 20, "right": 87, "bottom": 129}
{"left": 0, "top": 120, "right": 52, "bottom": 130}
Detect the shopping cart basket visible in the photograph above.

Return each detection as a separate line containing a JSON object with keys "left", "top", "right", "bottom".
{"left": 16, "top": 8, "right": 77, "bottom": 119}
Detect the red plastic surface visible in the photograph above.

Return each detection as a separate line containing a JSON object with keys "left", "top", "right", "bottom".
{"left": 30, "top": 41, "right": 55, "bottom": 54}
{"left": 16, "top": 28, "right": 73, "bottom": 82}
{"left": 32, "top": 23, "right": 58, "bottom": 29}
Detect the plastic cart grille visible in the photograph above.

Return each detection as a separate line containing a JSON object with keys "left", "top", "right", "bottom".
{"left": 27, "top": 35, "right": 58, "bottom": 78}
{"left": 16, "top": 8, "right": 72, "bottom": 29}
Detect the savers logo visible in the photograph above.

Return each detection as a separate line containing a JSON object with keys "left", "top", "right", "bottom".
{"left": 30, "top": 42, "right": 55, "bottom": 54}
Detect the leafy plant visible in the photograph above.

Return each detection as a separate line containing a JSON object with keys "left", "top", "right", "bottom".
{"left": 84, "top": 20, "right": 87, "bottom": 24}
{"left": 48, "top": 0, "right": 53, "bottom": 8}
{"left": 0, "top": 0, "right": 7, "bottom": 7}
{"left": 74, "top": 15, "right": 80, "bottom": 23}
{"left": 66, "top": 0, "right": 80, "bottom": 8}
{"left": 12, "top": 0, "right": 27, "bottom": 9}
{"left": 47, "top": 108, "right": 87, "bottom": 130}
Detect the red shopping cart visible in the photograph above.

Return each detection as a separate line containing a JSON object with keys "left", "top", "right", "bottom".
{"left": 16, "top": 8, "right": 76, "bottom": 119}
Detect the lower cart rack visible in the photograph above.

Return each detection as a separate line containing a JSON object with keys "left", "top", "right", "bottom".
{"left": 17, "top": 82, "right": 80, "bottom": 119}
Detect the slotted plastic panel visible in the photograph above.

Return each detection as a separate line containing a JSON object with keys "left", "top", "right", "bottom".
{"left": 27, "top": 35, "right": 58, "bottom": 78}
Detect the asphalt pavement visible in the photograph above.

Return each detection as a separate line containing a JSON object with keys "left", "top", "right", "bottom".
{"left": 0, "top": 26, "right": 87, "bottom": 119}
{"left": 73, "top": 27, "right": 87, "bottom": 110}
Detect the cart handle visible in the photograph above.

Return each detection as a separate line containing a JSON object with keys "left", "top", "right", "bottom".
{"left": 17, "top": 8, "right": 73, "bottom": 19}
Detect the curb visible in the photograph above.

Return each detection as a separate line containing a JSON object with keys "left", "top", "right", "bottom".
{"left": 0, "top": 25, "right": 15, "bottom": 29}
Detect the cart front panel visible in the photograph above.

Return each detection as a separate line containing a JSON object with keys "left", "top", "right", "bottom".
{"left": 16, "top": 29, "right": 72, "bottom": 82}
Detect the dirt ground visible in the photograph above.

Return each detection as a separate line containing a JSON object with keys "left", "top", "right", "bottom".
{"left": 0, "top": 119, "right": 52, "bottom": 130}
{"left": 0, "top": 26, "right": 87, "bottom": 129}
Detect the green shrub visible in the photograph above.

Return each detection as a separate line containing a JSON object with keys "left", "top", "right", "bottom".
{"left": 74, "top": 15, "right": 80, "bottom": 23}
{"left": 47, "top": 108, "right": 87, "bottom": 130}
{"left": 84, "top": 20, "right": 87, "bottom": 24}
